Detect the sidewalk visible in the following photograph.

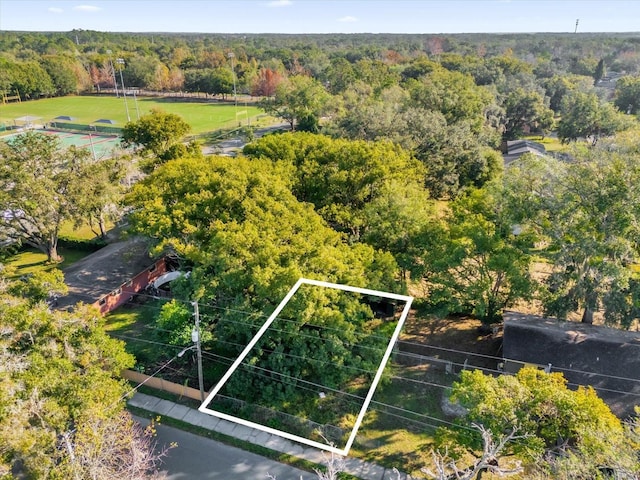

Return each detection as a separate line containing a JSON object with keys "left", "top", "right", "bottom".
{"left": 128, "top": 392, "right": 416, "bottom": 480}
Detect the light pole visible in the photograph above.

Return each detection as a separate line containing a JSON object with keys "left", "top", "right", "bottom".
{"left": 132, "top": 88, "right": 140, "bottom": 120}
{"left": 116, "top": 58, "right": 131, "bottom": 122}
{"left": 106, "top": 50, "right": 119, "bottom": 98}
{"left": 227, "top": 52, "right": 238, "bottom": 126}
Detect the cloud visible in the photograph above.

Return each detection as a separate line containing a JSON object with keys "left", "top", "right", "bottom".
{"left": 48, "top": 7, "right": 64, "bottom": 13}
{"left": 267, "top": 0, "right": 292, "bottom": 7}
{"left": 338, "top": 15, "right": 358, "bottom": 23}
{"left": 73, "top": 5, "right": 102, "bottom": 12}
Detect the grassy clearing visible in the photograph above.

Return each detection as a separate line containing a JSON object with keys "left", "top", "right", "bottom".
{"left": 5, "top": 247, "right": 92, "bottom": 277}
{"left": 3, "top": 221, "right": 107, "bottom": 277}
{"left": 0, "top": 95, "right": 265, "bottom": 135}
{"left": 104, "top": 300, "right": 167, "bottom": 366}
{"left": 523, "top": 134, "right": 565, "bottom": 152}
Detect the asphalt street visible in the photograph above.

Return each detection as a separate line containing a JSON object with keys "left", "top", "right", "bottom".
{"left": 134, "top": 416, "right": 316, "bottom": 480}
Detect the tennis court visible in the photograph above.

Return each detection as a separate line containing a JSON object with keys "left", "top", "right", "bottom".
{"left": 42, "top": 129, "right": 123, "bottom": 159}
{"left": 3, "top": 129, "right": 123, "bottom": 160}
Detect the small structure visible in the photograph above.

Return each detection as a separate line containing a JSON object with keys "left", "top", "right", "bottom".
{"left": 93, "top": 118, "right": 117, "bottom": 124}
{"left": 502, "top": 311, "right": 640, "bottom": 418}
{"left": 503, "top": 139, "right": 547, "bottom": 165}
{"left": 13, "top": 115, "right": 42, "bottom": 130}
{"left": 58, "top": 238, "right": 170, "bottom": 314}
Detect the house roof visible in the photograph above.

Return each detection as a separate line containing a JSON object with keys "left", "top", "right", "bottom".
{"left": 503, "top": 140, "right": 547, "bottom": 165}
{"left": 57, "top": 237, "right": 152, "bottom": 310}
{"left": 503, "top": 311, "right": 640, "bottom": 418}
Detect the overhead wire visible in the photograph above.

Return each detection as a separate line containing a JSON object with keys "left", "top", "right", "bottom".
{"left": 105, "top": 289, "right": 640, "bottom": 391}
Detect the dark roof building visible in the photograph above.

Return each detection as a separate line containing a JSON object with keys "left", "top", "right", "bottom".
{"left": 502, "top": 311, "right": 640, "bottom": 418}
{"left": 503, "top": 139, "right": 547, "bottom": 165}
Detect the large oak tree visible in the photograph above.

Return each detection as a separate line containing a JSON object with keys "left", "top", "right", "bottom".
{"left": 0, "top": 132, "right": 90, "bottom": 262}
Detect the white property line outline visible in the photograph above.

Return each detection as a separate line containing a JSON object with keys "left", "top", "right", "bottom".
{"left": 198, "top": 277, "right": 413, "bottom": 456}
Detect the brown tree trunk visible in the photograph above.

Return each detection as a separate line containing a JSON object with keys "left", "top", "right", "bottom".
{"left": 581, "top": 307, "right": 594, "bottom": 324}
{"left": 48, "top": 242, "right": 62, "bottom": 263}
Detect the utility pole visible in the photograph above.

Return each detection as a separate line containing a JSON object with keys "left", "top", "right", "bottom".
{"left": 192, "top": 301, "right": 205, "bottom": 402}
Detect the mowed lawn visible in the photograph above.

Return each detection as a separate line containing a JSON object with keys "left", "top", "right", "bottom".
{"left": 0, "top": 95, "right": 265, "bottom": 135}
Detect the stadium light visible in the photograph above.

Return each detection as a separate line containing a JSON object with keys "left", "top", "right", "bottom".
{"left": 106, "top": 50, "right": 119, "bottom": 98}
{"left": 227, "top": 52, "right": 238, "bottom": 125}
{"left": 116, "top": 58, "right": 131, "bottom": 122}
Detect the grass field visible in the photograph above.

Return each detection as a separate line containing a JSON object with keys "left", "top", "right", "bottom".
{"left": 0, "top": 95, "right": 265, "bottom": 135}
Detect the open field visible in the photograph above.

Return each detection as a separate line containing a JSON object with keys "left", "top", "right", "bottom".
{"left": 0, "top": 95, "right": 264, "bottom": 135}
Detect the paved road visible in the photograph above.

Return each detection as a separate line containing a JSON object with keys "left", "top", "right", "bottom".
{"left": 134, "top": 416, "right": 315, "bottom": 480}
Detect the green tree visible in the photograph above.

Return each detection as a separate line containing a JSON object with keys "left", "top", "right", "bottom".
{"left": 543, "top": 74, "right": 594, "bottom": 112}
{"left": 0, "top": 58, "right": 54, "bottom": 99}
{"left": 0, "top": 292, "right": 167, "bottom": 479}
{"left": 125, "top": 155, "right": 400, "bottom": 402}
{"left": 121, "top": 109, "right": 192, "bottom": 171}
{"left": 557, "top": 91, "right": 631, "bottom": 145}
{"left": 259, "top": 75, "right": 332, "bottom": 131}
{"left": 413, "top": 187, "right": 534, "bottom": 324}
{"left": 40, "top": 55, "right": 80, "bottom": 95}
{"left": 0, "top": 132, "right": 90, "bottom": 262}
{"left": 69, "top": 157, "right": 128, "bottom": 239}
{"left": 442, "top": 367, "right": 638, "bottom": 478}
{"left": 243, "top": 132, "right": 426, "bottom": 239}
{"left": 407, "top": 67, "right": 494, "bottom": 132}
{"left": 502, "top": 87, "right": 554, "bottom": 139}
{"left": 614, "top": 74, "right": 640, "bottom": 114}
{"left": 594, "top": 58, "right": 606, "bottom": 85}
{"left": 6, "top": 269, "right": 68, "bottom": 304}
{"left": 502, "top": 149, "right": 640, "bottom": 325}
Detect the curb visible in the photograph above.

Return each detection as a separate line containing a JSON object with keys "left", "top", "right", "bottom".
{"left": 128, "top": 392, "right": 417, "bottom": 480}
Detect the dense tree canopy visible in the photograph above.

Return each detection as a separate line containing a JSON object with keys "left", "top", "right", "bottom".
{"left": 243, "top": 132, "right": 427, "bottom": 239}
{"left": 0, "top": 283, "right": 167, "bottom": 479}
{"left": 413, "top": 187, "right": 534, "bottom": 324}
{"left": 557, "top": 91, "right": 631, "bottom": 145}
{"left": 443, "top": 367, "right": 638, "bottom": 479}
{"left": 121, "top": 109, "right": 193, "bottom": 171}
{"left": 502, "top": 148, "right": 640, "bottom": 326}
{"left": 125, "top": 155, "right": 400, "bottom": 401}
{"left": 259, "top": 75, "right": 332, "bottom": 131}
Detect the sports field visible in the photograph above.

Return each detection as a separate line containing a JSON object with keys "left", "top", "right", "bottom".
{"left": 0, "top": 95, "right": 264, "bottom": 135}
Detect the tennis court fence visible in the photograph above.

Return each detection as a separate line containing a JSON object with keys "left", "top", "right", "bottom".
{"left": 49, "top": 122, "right": 121, "bottom": 135}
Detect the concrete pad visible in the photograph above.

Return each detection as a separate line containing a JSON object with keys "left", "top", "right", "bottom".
{"left": 248, "top": 429, "right": 272, "bottom": 446}
{"left": 182, "top": 409, "right": 220, "bottom": 429}
{"left": 128, "top": 392, "right": 162, "bottom": 411}
{"left": 153, "top": 399, "right": 180, "bottom": 416}
{"left": 230, "top": 423, "right": 254, "bottom": 441}
{"left": 263, "top": 434, "right": 294, "bottom": 453}
{"left": 382, "top": 467, "right": 407, "bottom": 479}
{"left": 343, "top": 457, "right": 386, "bottom": 480}
{"left": 298, "top": 447, "right": 325, "bottom": 464}
{"left": 165, "top": 403, "right": 191, "bottom": 421}
{"left": 215, "top": 418, "right": 239, "bottom": 437}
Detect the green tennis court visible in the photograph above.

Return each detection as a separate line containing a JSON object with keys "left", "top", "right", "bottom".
{"left": 3, "top": 129, "right": 124, "bottom": 160}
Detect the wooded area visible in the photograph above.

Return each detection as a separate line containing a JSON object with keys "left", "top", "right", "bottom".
{"left": 2, "top": 29, "right": 640, "bottom": 479}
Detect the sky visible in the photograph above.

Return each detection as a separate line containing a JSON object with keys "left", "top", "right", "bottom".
{"left": 1, "top": 0, "right": 639, "bottom": 34}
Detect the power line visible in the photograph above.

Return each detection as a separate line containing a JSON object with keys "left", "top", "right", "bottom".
{"left": 199, "top": 349, "right": 473, "bottom": 433}
{"left": 110, "top": 293, "right": 640, "bottom": 389}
